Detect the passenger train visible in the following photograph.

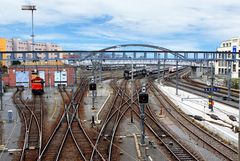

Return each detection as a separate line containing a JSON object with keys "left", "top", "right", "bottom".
{"left": 168, "top": 66, "right": 185, "bottom": 73}
{"left": 123, "top": 67, "right": 169, "bottom": 79}
{"left": 123, "top": 68, "right": 147, "bottom": 79}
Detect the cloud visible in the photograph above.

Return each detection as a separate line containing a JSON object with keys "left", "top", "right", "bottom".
{"left": 20, "top": 33, "right": 68, "bottom": 41}
{"left": 1, "top": 0, "right": 240, "bottom": 50}
{"left": 60, "top": 42, "right": 114, "bottom": 50}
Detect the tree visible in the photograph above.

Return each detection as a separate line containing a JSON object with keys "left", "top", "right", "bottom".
{"left": 2, "top": 65, "right": 7, "bottom": 74}
{"left": 11, "top": 61, "right": 21, "bottom": 65}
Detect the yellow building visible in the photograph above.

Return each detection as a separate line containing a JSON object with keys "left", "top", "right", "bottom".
{"left": 0, "top": 38, "right": 63, "bottom": 67}
{"left": 0, "top": 38, "right": 7, "bottom": 66}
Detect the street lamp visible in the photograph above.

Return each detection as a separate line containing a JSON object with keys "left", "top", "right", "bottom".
{"left": 22, "top": 5, "right": 36, "bottom": 54}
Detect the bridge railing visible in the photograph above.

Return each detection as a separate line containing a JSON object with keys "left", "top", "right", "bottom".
{"left": 0, "top": 50, "right": 238, "bottom": 62}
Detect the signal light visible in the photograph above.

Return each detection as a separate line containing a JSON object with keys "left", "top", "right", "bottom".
{"left": 139, "top": 93, "right": 149, "bottom": 104}
{"left": 142, "top": 69, "right": 147, "bottom": 76}
{"left": 208, "top": 96, "right": 214, "bottom": 110}
{"left": 89, "top": 83, "right": 96, "bottom": 91}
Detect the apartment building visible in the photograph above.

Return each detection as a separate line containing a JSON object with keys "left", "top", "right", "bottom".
{"left": 0, "top": 38, "right": 62, "bottom": 66}
{"left": 215, "top": 37, "right": 240, "bottom": 78}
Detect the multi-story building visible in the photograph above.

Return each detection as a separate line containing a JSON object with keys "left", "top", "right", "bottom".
{"left": 0, "top": 38, "right": 62, "bottom": 66}
{"left": 215, "top": 37, "right": 240, "bottom": 78}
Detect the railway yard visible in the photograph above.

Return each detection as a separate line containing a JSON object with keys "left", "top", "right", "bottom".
{"left": 0, "top": 67, "right": 239, "bottom": 161}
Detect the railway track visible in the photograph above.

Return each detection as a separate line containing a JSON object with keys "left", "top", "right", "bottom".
{"left": 13, "top": 86, "right": 43, "bottom": 161}
{"left": 90, "top": 79, "right": 129, "bottom": 160}
{"left": 129, "top": 80, "right": 201, "bottom": 161}
{"left": 165, "top": 68, "right": 239, "bottom": 108}
{"left": 92, "top": 77, "right": 200, "bottom": 160}
{"left": 149, "top": 80, "right": 238, "bottom": 161}
{"left": 90, "top": 78, "right": 145, "bottom": 161}
{"left": 38, "top": 78, "right": 104, "bottom": 161}
{"left": 59, "top": 79, "right": 104, "bottom": 161}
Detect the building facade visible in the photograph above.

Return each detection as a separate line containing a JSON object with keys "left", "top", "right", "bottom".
{"left": 215, "top": 37, "right": 240, "bottom": 78}
{"left": 3, "top": 65, "right": 76, "bottom": 87}
{"left": 0, "top": 38, "right": 62, "bottom": 66}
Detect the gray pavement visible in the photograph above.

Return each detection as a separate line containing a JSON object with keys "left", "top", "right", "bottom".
{"left": 0, "top": 88, "right": 22, "bottom": 161}
{"left": 83, "top": 80, "right": 112, "bottom": 124}
{"left": 0, "top": 86, "right": 63, "bottom": 161}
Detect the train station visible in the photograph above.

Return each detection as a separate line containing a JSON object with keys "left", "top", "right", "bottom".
{"left": 1, "top": 1, "right": 240, "bottom": 161}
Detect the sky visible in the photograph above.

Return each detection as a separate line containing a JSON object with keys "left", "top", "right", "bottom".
{"left": 0, "top": 0, "right": 240, "bottom": 51}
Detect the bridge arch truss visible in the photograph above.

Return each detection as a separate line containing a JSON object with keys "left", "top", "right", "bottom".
{"left": 0, "top": 44, "right": 238, "bottom": 64}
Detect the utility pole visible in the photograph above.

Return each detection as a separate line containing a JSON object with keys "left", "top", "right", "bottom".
{"left": 22, "top": 5, "right": 37, "bottom": 69}
{"left": 163, "top": 59, "right": 166, "bottom": 78}
{"left": 176, "top": 53, "right": 179, "bottom": 95}
{"left": 157, "top": 53, "right": 160, "bottom": 84}
{"left": 227, "top": 61, "right": 232, "bottom": 100}
{"left": 210, "top": 62, "right": 214, "bottom": 112}
{"left": 139, "top": 86, "right": 148, "bottom": 145}
{"left": 74, "top": 67, "right": 77, "bottom": 85}
{"left": 99, "top": 53, "right": 103, "bottom": 87}
{"left": 89, "top": 78, "right": 96, "bottom": 127}
{"left": 131, "top": 57, "right": 134, "bottom": 123}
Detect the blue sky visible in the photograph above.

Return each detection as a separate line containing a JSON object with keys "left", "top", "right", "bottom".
{"left": 1, "top": 0, "right": 240, "bottom": 50}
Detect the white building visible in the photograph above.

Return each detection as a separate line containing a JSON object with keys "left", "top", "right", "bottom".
{"left": 215, "top": 37, "right": 240, "bottom": 78}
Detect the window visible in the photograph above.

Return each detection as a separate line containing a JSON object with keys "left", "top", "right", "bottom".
{"left": 233, "top": 64, "right": 236, "bottom": 72}
{"left": 223, "top": 43, "right": 225, "bottom": 47}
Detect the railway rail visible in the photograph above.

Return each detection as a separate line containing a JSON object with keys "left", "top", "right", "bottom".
{"left": 130, "top": 80, "right": 201, "bottom": 161}
{"left": 13, "top": 86, "right": 43, "bottom": 161}
{"left": 165, "top": 68, "right": 239, "bottom": 108}
{"left": 38, "top": 78, "right": 105, "bottom": 161}
{"left": 10, "top": 68, "right": 239, "bottom": 161}
{"left": 149, "top": 80, "right": 238, "bottom": 161}
{"left": 90, "top": 79, "right": 130, "bottom": 160}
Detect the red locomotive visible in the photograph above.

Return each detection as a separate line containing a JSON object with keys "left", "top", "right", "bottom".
{"left": 31, "top": 76, "right": 44, "bottom": 95}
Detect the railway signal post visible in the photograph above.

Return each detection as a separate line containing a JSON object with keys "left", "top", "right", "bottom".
{"left": 208, "top": 95, "right": 214, "bottom": 112}
{"left": 139, "top": 86, "right": 148, "bottom": 145}
{"left": 89, "top": 78, "right": 97, "bottom": 127}
{"left": 176, "top": 53, "right": 179, "bottom": 95}
{"left": 158, "top": 53, "right": 161, "bottom": 84}
{"left": 131, "top": 57, "right": 134, "bottom": 123}
{"left": 210, "top": 62, "right": 214, "bottom": 112}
